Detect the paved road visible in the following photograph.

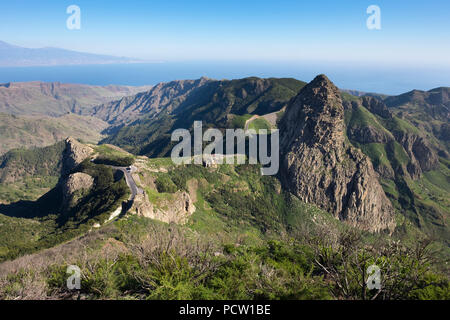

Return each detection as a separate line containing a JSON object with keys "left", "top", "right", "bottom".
{"left": 110, "top": 166, "right": 143, "bottom": 201}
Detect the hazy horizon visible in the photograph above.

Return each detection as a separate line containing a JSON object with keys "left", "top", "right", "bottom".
{"left": 1, "top": 61, "right": 449, "bottom": 95}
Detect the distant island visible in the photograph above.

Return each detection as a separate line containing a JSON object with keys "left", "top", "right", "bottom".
{"left": 0, "top": 40, "right": 144, "bottom": 67}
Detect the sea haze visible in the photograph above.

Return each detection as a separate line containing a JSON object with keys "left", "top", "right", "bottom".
{"left": 0, "top": 61, "right": 449, "bottom": 95}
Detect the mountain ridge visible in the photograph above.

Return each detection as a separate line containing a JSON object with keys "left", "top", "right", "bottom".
{"left": 0, "top": 81, "right": 152, "bottom": 116}
{"left": 0, "top": 40, "right": 143, "bottom": 67}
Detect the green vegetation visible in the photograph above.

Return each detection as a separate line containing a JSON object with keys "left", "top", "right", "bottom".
{"left": 64, "top": 160, "right": 130, "bottom": 226}
{"left": 2, "top": 218, "right": 448, "bottom": 300}
{"left": 0, "top": 82, "right": 449, "bottom": 300}
{"left": 0, "top": 153, "right": 449, "bottom": 300}
{"left": 93, "top": 144, "right": 135, "bottom": 167}
{"left": 0, "top": 141, "right": 65, "bottom": 203}
{"left": 346, "top": 105, "right": 391, "bottom": 135}
{"left": 359, "top": 143, "right": 391, "bottom": 168}
{"left": 154, "top": 174, "right": 178, "bottom": 193}
{"left": 381, "top": 115, "right": 421, "bottom": 135}
{"left": 104, "top": 78, "right": 306, "bottom": 157}
{"left": 0, "top": 141, "right": 65, "bottom": 182}
{"left": 0, "top": 143, "right": 130, "bottom": 262}
{"left": 248, "top": 117, "right": 272, "bottom": 132}
{"left": 0, "top": 175, "right": 58, "bottom": 203}
{"left": 230, "top": 114, "right": 253, "bottom": 129}
{"left": 403, "top": 162, "right": 450, "bottom": 244}
{"left": 344, "top": 97, "right": 450, "bottom": 262}
{"left": 341, "top": 92, "right": 360, "bottom": 102}
{"left": 146, "top": 157, "right": 175, "bottom": 169}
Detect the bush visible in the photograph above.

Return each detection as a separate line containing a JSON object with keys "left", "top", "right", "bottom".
{"left": 93, "top": 155, "right": 134, "bottom": 167}
{"left": 154, "top": 175, "right": 178, "bottom": 193}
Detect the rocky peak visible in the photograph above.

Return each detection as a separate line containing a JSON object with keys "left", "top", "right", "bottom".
{"left": 280, "top": 74, "right": 344, "bottom": 150}
{"left": 279, "top": 75, "right": 395, "bottom": 233}
{"left": 62, "top": 137, "right": 93, "bottom": 175}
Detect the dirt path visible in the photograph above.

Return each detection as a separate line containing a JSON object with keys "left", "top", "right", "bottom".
{"left": 244, "top": 115, "right": 260, "bottom": 131}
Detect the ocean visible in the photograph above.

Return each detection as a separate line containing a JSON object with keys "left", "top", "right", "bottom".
{"left": 0, "top": 61, "right": 449, "bottom": 95}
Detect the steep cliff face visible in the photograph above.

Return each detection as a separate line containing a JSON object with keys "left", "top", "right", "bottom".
{"left": 130, "top": 191, "right": 195, "bottom": 225}
{"left": 62, "top": 137, "right": 93, "bottom": 175}
{"left": 360, "top": 96, "right": 393, "bottom": 119}
{"left": 62, "top": 172, "right": 94, "bottom": 209}
{"left": 393, "top": 131, "right": 439, "bottom": 179}
{"left": 279, "top": 75, "right": 395, "bottom": 233}
{"left": 343, "top": 93, "right": 441, "bottom": 181}
{"left": 344, "top": 98, "right": 393, "bottom": 145}
{"left": 60, "top": 137, "right": 95, "bottom": 210}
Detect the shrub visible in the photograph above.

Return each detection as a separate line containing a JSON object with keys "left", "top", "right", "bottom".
{"left": 154, "top": 175, "right": 178, "bottom": 193}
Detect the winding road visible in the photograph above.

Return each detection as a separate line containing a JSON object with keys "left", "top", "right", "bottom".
{"left": 111, "top": 165, "right": 143, "bottom": 201}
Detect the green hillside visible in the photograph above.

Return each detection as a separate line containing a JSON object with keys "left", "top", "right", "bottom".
{"left": 0, "top": 78, "right": 449, "bottom": 300}
{"left": 0, "top": 142, "right": 130, "bottom": 261}
{"left": 103, "top": 77, "right": 306, "bottom": 157}
{"left": 1, "top": 155, "right": 448, "bottom": 300}
{"left": 344, "top": 98, "right": 450, "bottom": 250}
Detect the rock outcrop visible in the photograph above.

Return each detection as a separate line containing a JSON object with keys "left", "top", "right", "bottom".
{"left": 130, "top": 191, "right": 195, "bottom": 225}
{"left": 62, "top": 137, "right": 93, "bottom": 175}
{"left": 360, "top": 96, "right": 392, "bottom": 119}
{"left": 347, "top": 125, "right": 391, "bottom": 144}
{"left": 62, "top": 172, "right": 94, "bottom": 208}
{"left": 344, "top": 98, "right": 393, "bottom": 144}
{"left": 59, "top": 137, "right": 95, "bottom": 209}
{"left": 393, "top": 131, "right": 439, "bottom": 179}
{"left": 279, "top": 75, "right": 395, "bottom": 233}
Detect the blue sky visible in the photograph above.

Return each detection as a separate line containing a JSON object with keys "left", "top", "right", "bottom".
{"left": 0, "top": 0, "right": 449, "bottom": 67}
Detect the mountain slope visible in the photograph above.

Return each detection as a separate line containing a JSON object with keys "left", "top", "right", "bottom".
{"left": 0, "top": 77, "right": 449, "bottom": 299}
{"left": 0, "top": 141, "right": 65, "bottom": 204}
{"left": 88, "top": 77, "right": 213, "bottom": 126}
{"left": 343, "top": 94, "right": 449, "bottom": 245}
{"left": 384, "top": 87, "right": 449, "bottom": 121}
{"left": 383, "top": 87, "right": 450, "bottom": 153}
{"left": 1, "top": 146, "right": 448, "bottom": 300}
{"left": 0, "top": 138, "right": 130, "bottom": 260}
{"left": 100, "top": 77, "right": 306, "bottom": 156}
{"left": 0, "top": 81, "right": 151, "bottom": 116}
{"left": 0, "top": 113, "right": 108, "bottom": 156}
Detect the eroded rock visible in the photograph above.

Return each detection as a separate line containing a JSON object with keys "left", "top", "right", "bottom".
{"left": 62, "top": 137, "right": 93, "bottom": 175}
{"left": 62, "top": 172, "right": 94, "bottom": 208}
{"left": 279, "top": 75, "right": 396, "bottom": 233}
{"left": 130, "top": 191, "right": 195, "bottom": 225}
